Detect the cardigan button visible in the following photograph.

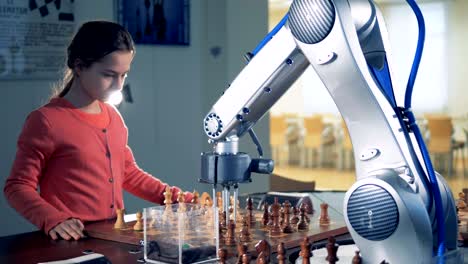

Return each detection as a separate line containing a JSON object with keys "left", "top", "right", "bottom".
{"left": 106, "top": 152, "right": 111, "bottom": 158}
{"left": 109, "top": 178, "right": 114, "bottom": 183}
{"left": 102, "top": 129, "right": 107, "bottom": 133}
{"left": 110, "top": 204, "right": 114, "bottom": 208}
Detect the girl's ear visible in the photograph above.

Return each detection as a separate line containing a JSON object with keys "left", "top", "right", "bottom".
{"left": 73, "top": 59, "right": 84, "bottom": 77}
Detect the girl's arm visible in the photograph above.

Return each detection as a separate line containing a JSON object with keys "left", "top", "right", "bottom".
{"left": 4, "top": 111, "right": 71, "bottom": 234}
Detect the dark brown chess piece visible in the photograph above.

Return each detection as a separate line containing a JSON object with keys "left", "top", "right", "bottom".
{"left": 297, "top": 203, "right": 309, "bottom": 231}
{"left": 282, "top": 200, "right": 294, "bottom": 233}
{"left": 301, "top": 202, "right": 311, "bottom": 223}
{"left": 226, "top": 219, "right": 237, "bottom": 246}
{"left": 269, "top": 197, "right": 282, "bottom": 236}
{"left": 262, "top": 202, "right": 269, "bottom": 226}
{"left": 352, "top": 250, "right": 362, "bottom": 264}
{"left": 320, "top": 203, "right": 330, "bottom": 226}
{"left": 218, "top": 221, "right": 225, "bottom": 245}
{"left": 291, "top": 206, "right": 300, "bottom": 225}
{"left": 240, "top": 216, "right": 252, "bottom": 242}
{"left": 299, "top": 237, "right": 311, "bottom": 264}
{"left": 237, "top": 243, "right": 248, "bottom": 264}
{"left": 277, "top": 242, "right": 286, "bottom": 264}
{"left": 280, "top": 206, "right": 285, "bottom": 227}
{"left": 218, "top": 248, "right": 227, "bottom": 264}
{"left": 220, "top": 210, "right": 227, "bottom": 232}
{"left": 256, "top": 252, "right": 267, "bottom": 264}
{"left": 463, "top": 188, "right": 468, "bottom": 204}
{"left": 247, "top": 197, "right": 256, "bottom": 226}
{"left": 267, "top": 207, "right": 274, "bottom": 229}
{"left": 255, "top": 240, "right": 271, "bottom": 263}
{"left": 242, "top": 253, "right": 251, "bottom": 264}
{"left": 325, "top": 236, "right": 339, "bottom": 264}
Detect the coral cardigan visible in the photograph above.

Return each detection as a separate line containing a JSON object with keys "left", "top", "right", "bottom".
{"left": 4, "top": 98, "right": 192, "bottom": 233}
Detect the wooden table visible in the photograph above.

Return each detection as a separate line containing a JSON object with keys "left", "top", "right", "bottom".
{"left": 0, "top": 231, "right": 143, "bottom": 264}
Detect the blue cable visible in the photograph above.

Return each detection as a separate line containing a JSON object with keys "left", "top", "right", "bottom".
{"left": 405, "top": 0, "right": 445, "bottom": 260}
{"left": 405, "top": 0, "right": 426, "bottom": 107}
{"left": 251, "top": 13, "right": 289, "bottom": 56}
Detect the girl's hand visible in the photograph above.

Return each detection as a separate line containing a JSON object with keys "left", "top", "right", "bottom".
{"left": 49, "top": 218, "right": 85, "bottom": 240}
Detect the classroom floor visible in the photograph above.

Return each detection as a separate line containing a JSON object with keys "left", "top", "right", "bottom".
{"left": 273, "top": 158, "right": 467, "bottom": 197}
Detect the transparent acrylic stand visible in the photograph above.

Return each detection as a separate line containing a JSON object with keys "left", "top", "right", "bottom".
{"left": 143, "top": 203, "right": 219, "bottom": 264}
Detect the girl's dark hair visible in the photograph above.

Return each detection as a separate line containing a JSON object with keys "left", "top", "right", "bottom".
{"left": 55, "top": 21, "right": 135, "bottom": 98}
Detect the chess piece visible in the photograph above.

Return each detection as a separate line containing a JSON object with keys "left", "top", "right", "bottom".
{"left": 277, "top": 242, "right": 286, "bottom": 264}
{"left": 177, "top": 191, "right": 186, "bottom": 212}
{"left": 255, "top": 240, "right": 271, "bottom": 263}
{"left": 191, "top": 190, "right": 200, "bottom": 204}
{"left": 149, "top": 209, "right": 157, "bottom": 227}
{"left": 297, "top": 203, "right": 309, "bottom": 231}
{"left": 291, "top": 206, "right": 300, "bottom": 225}
{"left": 458, "top": 192, "right": 467, "bottom": 210}
{"left": 282, "top": 200, "right": 294, "bottom": 233}
{"left": 133, "top": 211, "right": 143, "bottom": 231}
{"left": 299, "top": 237, "right": 311, "bottom": 264}
{"left": 216, "top": 192, "right": 223, "bottom": 208}
{"left": 163, "top": 186, "right": 172, "bottom": 205}
{"left": 218, "top": 221, "right": 226, "bottom": 245}
{"left": 218, "top": 248, "right": 227, "bottom": 264}
{"left": 269, "top": 197, "right": 282, "bottom": 236}
{"left": 267, "top": 207, "right": 274, "bottom": 229}
{"left": 303, "top": 203, "right": 311, "bottom": 223}
{"left": 352, "top": 250, "right": 362, "bottom": 264}
{"left": 200, "top": 192, "right": 212, "bottom": 207}
{"left": 262, "top": 202, "right": 269, "bottom": 226}
{"left": 240, "top": 216, "right": 252, "bottom": 242}
{"left": 247, "top": 197, "right": 256, "bottom": 226}
{"left": 226, "top": 219, "right": 237, "bottom": 246}
{"left": 256, "top": 252, "right": 267, "bottom": 264}
{"left": 319, "top": 203, "right": 331, "bottom": 226}
{"left": 242, "top": 253, "right": 251, "bottom": 264}
{"left": 219, "top": 210, "right": 227, "bottom": 232}
{"left": 237, "top": 243, "right": 248, "bottom": 264}
{"left": 325, "top": 236, "right": 339, "bottom": 264}
{"left": 114, "top": 208, "right": 126, "bottom": 229}
{"left": 229, "top": 196, "right": 235, "bottom": 220}
{"left": 280, "top": 206, "right": 285, "bottom": 227}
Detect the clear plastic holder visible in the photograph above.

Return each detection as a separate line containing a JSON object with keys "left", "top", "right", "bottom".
{"left": 143, "top": 203, "right": 219, "bottom": 264}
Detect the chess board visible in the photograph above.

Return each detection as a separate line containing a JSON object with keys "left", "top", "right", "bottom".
{"left": 85, "top": 210, "right": 348, "bottom": 259}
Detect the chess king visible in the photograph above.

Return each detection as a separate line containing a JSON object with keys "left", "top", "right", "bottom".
{"left": 200, "top": 0, "right": 460, "bottom": 263}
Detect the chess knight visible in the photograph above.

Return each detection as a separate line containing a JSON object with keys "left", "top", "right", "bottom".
{"left": 200, "top": 0, "right": 460, "bottom": 263}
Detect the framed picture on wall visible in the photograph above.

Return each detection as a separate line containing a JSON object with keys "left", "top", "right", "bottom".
{"left": 116, "top": 0, "right": 189, "bottom": 46}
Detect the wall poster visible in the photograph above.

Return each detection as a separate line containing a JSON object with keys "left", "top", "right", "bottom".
{"left": 0, "top": 0, "right": 75, "bottom": 80}
{"left": 116, "top": 0, "right": 189, "bottom": 46}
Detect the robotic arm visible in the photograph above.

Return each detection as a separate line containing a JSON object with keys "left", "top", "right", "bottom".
{"left": 201, "top": 0, "right": 459, "bottom": 262}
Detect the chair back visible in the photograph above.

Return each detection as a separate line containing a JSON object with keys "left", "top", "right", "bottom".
{"left": 426, "top": 115, "right": 453, "bottom": 153}
{"left": 303, "top": 115, "right": 325, "bottom": 148}
{"left": 270, "top": 115, "right": 287, "bottom": 147}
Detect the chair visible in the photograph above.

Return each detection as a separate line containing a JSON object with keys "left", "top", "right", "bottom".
{"left": 270, "top": 115, "right": 289, "bottom": 166}
{"left": 300, "top": 115, "right": 335, "bottom": 168}
{"left": 425, "top": 115, "right": 457, "bottom": 177}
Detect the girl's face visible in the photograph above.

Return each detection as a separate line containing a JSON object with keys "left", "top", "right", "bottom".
{"left": 77, "top": 50, "right": 133, "bottom": 102}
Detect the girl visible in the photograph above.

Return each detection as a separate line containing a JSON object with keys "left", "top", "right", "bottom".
{"left": 4, "top": 21, "right": 193, "bottom": 241}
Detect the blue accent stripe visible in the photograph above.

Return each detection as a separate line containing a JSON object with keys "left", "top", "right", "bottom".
{"left": 251, "top": 13, "right": 289, "bottom": 56}
{"left": 368, "top": 57, "right": 396, "bottom": 108}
